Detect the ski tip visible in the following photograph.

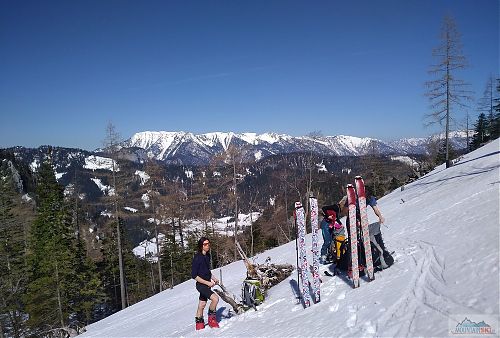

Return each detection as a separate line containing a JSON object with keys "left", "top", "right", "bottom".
{"left": 294, "top": 201, "right": 302, "bottom": 209}
{"left": 347, "top": 183, "right": 354, "bottom": 188}
{"left": 355, "top": 175, "right": 363, "bottom": 180}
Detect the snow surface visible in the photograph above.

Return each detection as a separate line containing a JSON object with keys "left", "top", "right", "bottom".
{"left": 81, "top": 139, "right": 500, "bottom": 338}
{"left": 55, "top": 172, "right": 66, "bottom": 180}
{"left": 142, "top": 193, "right": 150, "bottom": 209}
{"left": 91, "top": 178, "right": 115, "bottom": 196}
{"left": 135, "top": 170, "right": 150, "bottom": 186}
{"left": 133, "top": 234, "right": 166, "bottom": 263}
{"left": 21, "top": 194, "right": 32, "bottom": 202}
{"left": 29, "top": 159, "right": 39, "bottom": 173}
{"left": 316, "top": 161, "right": 328, "bottom": 173}
{"left": 84, "top": 155, "right": 119, "bottom": 172}
{"left": 390, "top": 155, "right": 418, "bottom": 167}
{"left": 100, "top": 210, "right": 113, "bottom": 218}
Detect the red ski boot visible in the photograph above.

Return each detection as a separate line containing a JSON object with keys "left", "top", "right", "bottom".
{"left": 195, "top": 317, "right": 205, "bottom": 330}
{"left": 207, "top": 310, "right": 219, "bottom": 328}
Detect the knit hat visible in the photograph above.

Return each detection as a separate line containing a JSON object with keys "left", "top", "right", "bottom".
{"left": 325, "top": 209, "right": 336, "bottom": 220}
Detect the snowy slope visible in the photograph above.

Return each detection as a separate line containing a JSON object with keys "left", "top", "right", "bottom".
{"left": 80, "top": 139, "right": 499, "bottom": 337}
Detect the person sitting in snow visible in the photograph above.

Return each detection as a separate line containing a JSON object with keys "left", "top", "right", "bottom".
{"left": 320, "top": 204, "right": 343, "bottom": 264}
{"left": 191, "top": 237, "right": 219, "bottom": 330}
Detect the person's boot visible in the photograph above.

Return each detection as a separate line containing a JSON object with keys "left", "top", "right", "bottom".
{"left": 195, "top": 317, "right": 205, "bottom": 330}
{"left": 207, "top": 310, "right": 219, "bottom": 328}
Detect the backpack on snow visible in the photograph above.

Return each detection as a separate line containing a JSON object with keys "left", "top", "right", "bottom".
{"left": 370, "top": 232, "right": 394, "bottom": 270}
{"left": 241, "top": 279, "right": 264, "bottom": 309}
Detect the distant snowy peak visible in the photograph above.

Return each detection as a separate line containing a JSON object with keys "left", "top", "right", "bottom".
{"left": 124, "top": 130, "right": 469, "bottom": 165}
{"left": 322, "top": 135, "right": 382, "bottom": 155}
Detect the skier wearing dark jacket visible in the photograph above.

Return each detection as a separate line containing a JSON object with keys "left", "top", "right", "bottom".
{"left": 192, "top": 237, "right": 219, "bottom": 330}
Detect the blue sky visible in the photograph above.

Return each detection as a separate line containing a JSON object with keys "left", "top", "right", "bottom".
{"left": 1, "top": 0, "right": 498, "bottom": 150}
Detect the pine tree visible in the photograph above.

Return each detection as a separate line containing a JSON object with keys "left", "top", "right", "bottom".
{"left": 471, "top": 113, "right": 489, "bottom": 150}
{"left": 72, "top": 233, "right": 107, "bottom": 325}
{"left": 24, "top": 158, "right": 79, "bottom": 334}
{"left": 99, "top": 223, "right": 122, "bottom": 311}
{"left": 477, "top": 76, "right": 496, "bottom": 140}
{"left": 120, "top": 226, "right": 152, "bottom": 306}
{"left": 0, "top": 160, "right": 28, "bottom": 338}
{"left": 435, "top": 139, "right": 456, "bottom": 165}
{"left": 491, "top": 78, "right": 500, "bottom": 139}
{"left": 388, "top": 177, "right": 402, "bottom": 192}
{"left": 160, "top": 233, "right": 196, "bottom": 288}
{"left": 63, "top": 165, "right": 107, "bottom": 326}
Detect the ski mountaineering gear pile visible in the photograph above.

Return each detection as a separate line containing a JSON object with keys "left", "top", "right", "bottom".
{"left": 322, "top": 176, "right": 394, "bottom": 282}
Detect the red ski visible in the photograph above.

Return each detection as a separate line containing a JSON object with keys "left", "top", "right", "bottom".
{"left": 346, "top": 184, "right": 359, "bottom": 288}
{"left": 355, "top": 176, "right": 375, "bottom": 281}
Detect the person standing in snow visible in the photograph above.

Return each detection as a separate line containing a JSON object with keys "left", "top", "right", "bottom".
{"left": 192, "top": 237, "right": 219, "bottom": 330}
{"left": 339, "top": 189, "right": 385, "bottom": 226}
{"left": 339, "top": 188, "right": 387, "bottom": 270}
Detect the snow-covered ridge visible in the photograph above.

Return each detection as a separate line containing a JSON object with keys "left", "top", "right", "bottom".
{"left": 124, "top": 130, "right": 469, "bottom": 164}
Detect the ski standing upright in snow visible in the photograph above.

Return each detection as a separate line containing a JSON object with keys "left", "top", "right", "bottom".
{"left": 354, "top": 176, "right": 375, "bottom": 281}
{"left": 346, "top": 184, "right": 360, "bottom": 288}
{"left": 309, "top": 197, "right": 321, "bottom": 303}
{"left": 294, "top": 202, "right": 311, "bottom": 308}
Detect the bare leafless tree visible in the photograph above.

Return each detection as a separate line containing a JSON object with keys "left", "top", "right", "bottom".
{"left": 425, "top": 15, "right": 472, "bottom": 168}
{"left": 212, "top": 143, "right": 251, "bottom": 260}
{"left": 103, "top": 122, "right": 127, "bottom": 309}
{"left": 144, "top": 159, "right": 164, "bottom": 292}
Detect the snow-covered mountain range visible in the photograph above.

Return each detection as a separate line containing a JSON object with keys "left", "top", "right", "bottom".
{"left": 123, "top": 130, "right": 469, "bottom": 165}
